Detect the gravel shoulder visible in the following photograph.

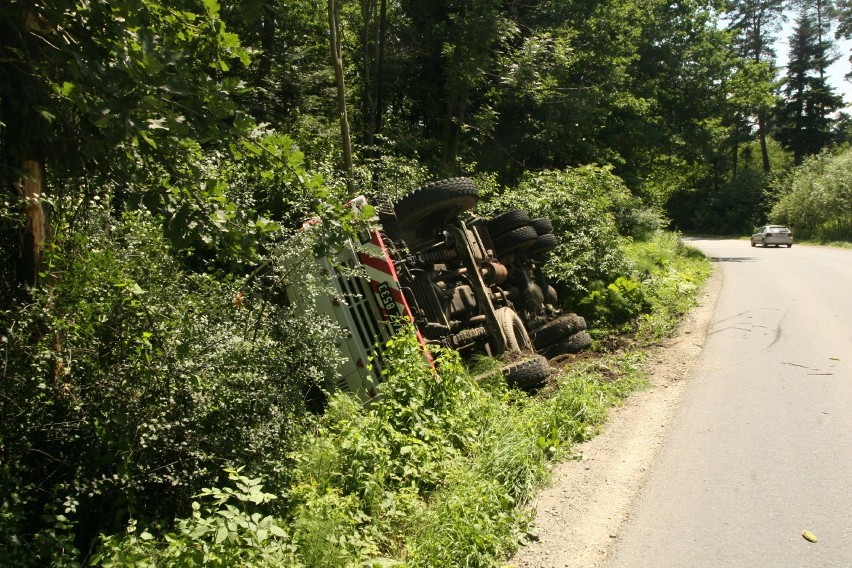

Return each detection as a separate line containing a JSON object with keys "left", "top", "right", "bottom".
{"left": 510, "top": 264, "right": 722, "bottom": 568}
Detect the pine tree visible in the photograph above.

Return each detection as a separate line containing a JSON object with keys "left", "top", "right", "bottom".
{"left": 776, "top": 6, "right": 845, "bottom": 163}
{"left": 726, "top": 0, "right": 786, "bottom": 172}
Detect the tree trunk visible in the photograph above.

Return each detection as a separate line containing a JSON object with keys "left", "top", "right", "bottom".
{"left": 441, "top": 45, "right": 465, "bottom": 167}
{"left": 816, "top": 0, "right": 825, "bottom": 80}
{"left": 731, "top": 140, "right": 739, "bottom": 179}
{"left": 14, "top": 159, "right": 48, "bottom": 284}
{"left": 328, "top": 0, "right": 355, "bottom": 194}
{"left": 375, "top": 0, "right": 387, "bottom": 139}
{"left": 255, "top": 5, "right": 275, "bottom": 88}
{"left": 441, "top": 91, "right": 458, "bottom": 166}
{"left": 6, "top": 9, "right": 52, "bottom": 285}
{"left": 368, "top": 0, "right": 388, "bottom": 190}
{"left": 448, "top": 92, "right": 468, "bottom": 166}
{"left": 361, "top": 0, "right": 376, "bottom": 150}
{"left": 758, "top": 108, "right": 770, "bottom": 173}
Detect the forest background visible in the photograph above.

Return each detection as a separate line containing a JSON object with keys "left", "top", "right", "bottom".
{"left": 1, "top": 0, "right": 851, "bottom": 566}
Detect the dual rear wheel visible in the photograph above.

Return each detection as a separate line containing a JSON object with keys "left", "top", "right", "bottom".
{"left": 393, "top": 180, "right": 587, "bottom": 389}
{"left": 495, "top": 307, "right": 551, "bottom": 389}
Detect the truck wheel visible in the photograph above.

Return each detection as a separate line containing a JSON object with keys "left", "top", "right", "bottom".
{"left": 495, "top": 306, "right": 533, "bottom": 352}
{"left": 493, "top": 225, "right": 539, "bottom": 255}
{"left": 485, "top": 210, "right": 530, "bottom": 238}
{"left": 530, "top": 313, "right": 586, "bottom": 349}
{"left": 543, "top": 331, "right": 592, "bottom": 358}
{"left": 529, "top": 217, "right": 553, "bottom": 236}
{"left": 393, "top": 177, "right": 479, "bottom": 230}
{"left": 503, "top": 355, "right": 551, "bottom": 389}
{"left": 526, "top": 233, "right": 559, "bottom": 259}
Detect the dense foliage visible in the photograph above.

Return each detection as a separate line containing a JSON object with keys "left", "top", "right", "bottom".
{"left": 0, "top": 202, "right": 344, "bottom": 564}
{"left": 770, "top": 146, "right": 852, "bottom": 241}
{"left": 480, "top": 166, "right": 644, "bottom": 305}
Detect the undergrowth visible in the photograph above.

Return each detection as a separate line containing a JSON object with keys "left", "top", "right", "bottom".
{"left": 91, "top": 231, "right": 709, "bottom": 566}
{"left": 581, "top": 231, "right": 712, "bottom": 342}
{"left": 94, "top": 334, "right": 647, "bottom": 566}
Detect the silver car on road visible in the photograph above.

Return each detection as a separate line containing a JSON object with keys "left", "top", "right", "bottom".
{"left": 751, "top": 225, "right": 793, "bottom": 247}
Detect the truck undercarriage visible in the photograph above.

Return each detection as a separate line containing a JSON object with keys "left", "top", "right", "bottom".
{"left": 288, "top": 177, "right": 590, "bottom": 400}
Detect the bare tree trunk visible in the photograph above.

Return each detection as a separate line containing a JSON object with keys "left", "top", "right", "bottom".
{"left": 375, "top": 0, "right": 387, "bottom": 139}
{"left": 361, "top": 0, "right": 376, "bottom": 150}
{"left": 752, "top": 46, "right": 771, "bottom": 174}
{"left": 758, "top": 108, "right": 770, "bottom": 173}
{"left": 328, "top": 0, "right": 355, "bottom": 194}
{"left": 6, "top": 9, "right": 52, "bottom": 285}
{"left": 14, "top": 159, "right": 48, "bottom": 284}
{"left": 370, "top": 0, "right": 388, "bottom": 190}
{"left": 441, "top": 44, "right": 465, "bottom": 167}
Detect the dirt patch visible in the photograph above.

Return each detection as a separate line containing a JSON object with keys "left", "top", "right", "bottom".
{"left": 509, "top": 265, "right": 721, "bottom": 568}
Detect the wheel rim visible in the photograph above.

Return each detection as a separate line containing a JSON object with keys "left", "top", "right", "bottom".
{"left": 495, "top": 307, "right": 532, "bottom": 353}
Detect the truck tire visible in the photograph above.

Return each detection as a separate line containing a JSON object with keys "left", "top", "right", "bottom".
{"left": 495, "top": 306, "right": 533, "bottom": 352}
{"left": 543, "top": 330, "right": 592, "bottom": 358}
{"left": 393, "top": 177, "right": 479, "bottom": 230}
{"left": 485, "top": 209, "right": 530, "bottom": 238}
{"left": 493, "top": 225, "right": 539, "bottom": 255}
{"left": 530, "top": 313, "right": 587, "bottom": 349}
{"left": 525, "top": 233, "right": 559, "bottom": 259}
{"left": 503, "top": 355, "right": 551, "bottom": 389}
{"left": 529, "top": 217, "right": 553, "bottom": 236}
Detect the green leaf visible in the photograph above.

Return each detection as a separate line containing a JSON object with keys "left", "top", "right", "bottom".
{"left": 214, "top": 525, "right": 228, "bottom": 544}
{"left": 95, "top": 114, "right": 115, "bottom": 128}
{"left": 202, "top": 0, "right": 221, "bottom": 18}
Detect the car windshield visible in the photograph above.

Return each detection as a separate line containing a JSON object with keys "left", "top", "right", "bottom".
{"left": 768, "top": 227, "right": 789, "bottom": 233}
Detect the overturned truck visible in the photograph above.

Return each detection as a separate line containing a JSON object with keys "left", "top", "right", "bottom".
{"left": 289, "top": 177, "right": 590, "bottom": 400}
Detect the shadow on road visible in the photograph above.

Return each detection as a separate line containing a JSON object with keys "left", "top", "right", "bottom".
{"left": 709, "top": 256, "right": 756, "bottom": 263}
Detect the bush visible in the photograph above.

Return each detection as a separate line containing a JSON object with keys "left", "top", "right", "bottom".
{"left": 92, "top": 468, "right": 300, "bottom": 567}
{"left": 770, "top": 147, "right": 852, "bottom": 241}
{"left": 580, "top": 276, "right": 651, "bottom": 328}
{"left": 91, "top": 300, "right": 681, "bottom": 567}
{"left": 630, "top": 233, "right": 710, "bottom": 341}
{"left": 612, "top": 196, "right": 668, "bottom": 240}
{"left": 578, "top": 232, "right": 710, "bottom": 337}
{"left": 279, "top": 330, "right": 643, "bottom": 566}
{"left": 0, "top": 205, "right": 340, "bottom": 562}
{"left": 480, "top": 166, "right": 631, "bottom": 306}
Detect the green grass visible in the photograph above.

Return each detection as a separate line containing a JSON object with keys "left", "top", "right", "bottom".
{"left": 583, "top": 231, "right": 712, "bottom": 343}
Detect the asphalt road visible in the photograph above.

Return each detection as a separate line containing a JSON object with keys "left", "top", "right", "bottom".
{"left": 608, "top": 239, "right": 852, "bottom": 568}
